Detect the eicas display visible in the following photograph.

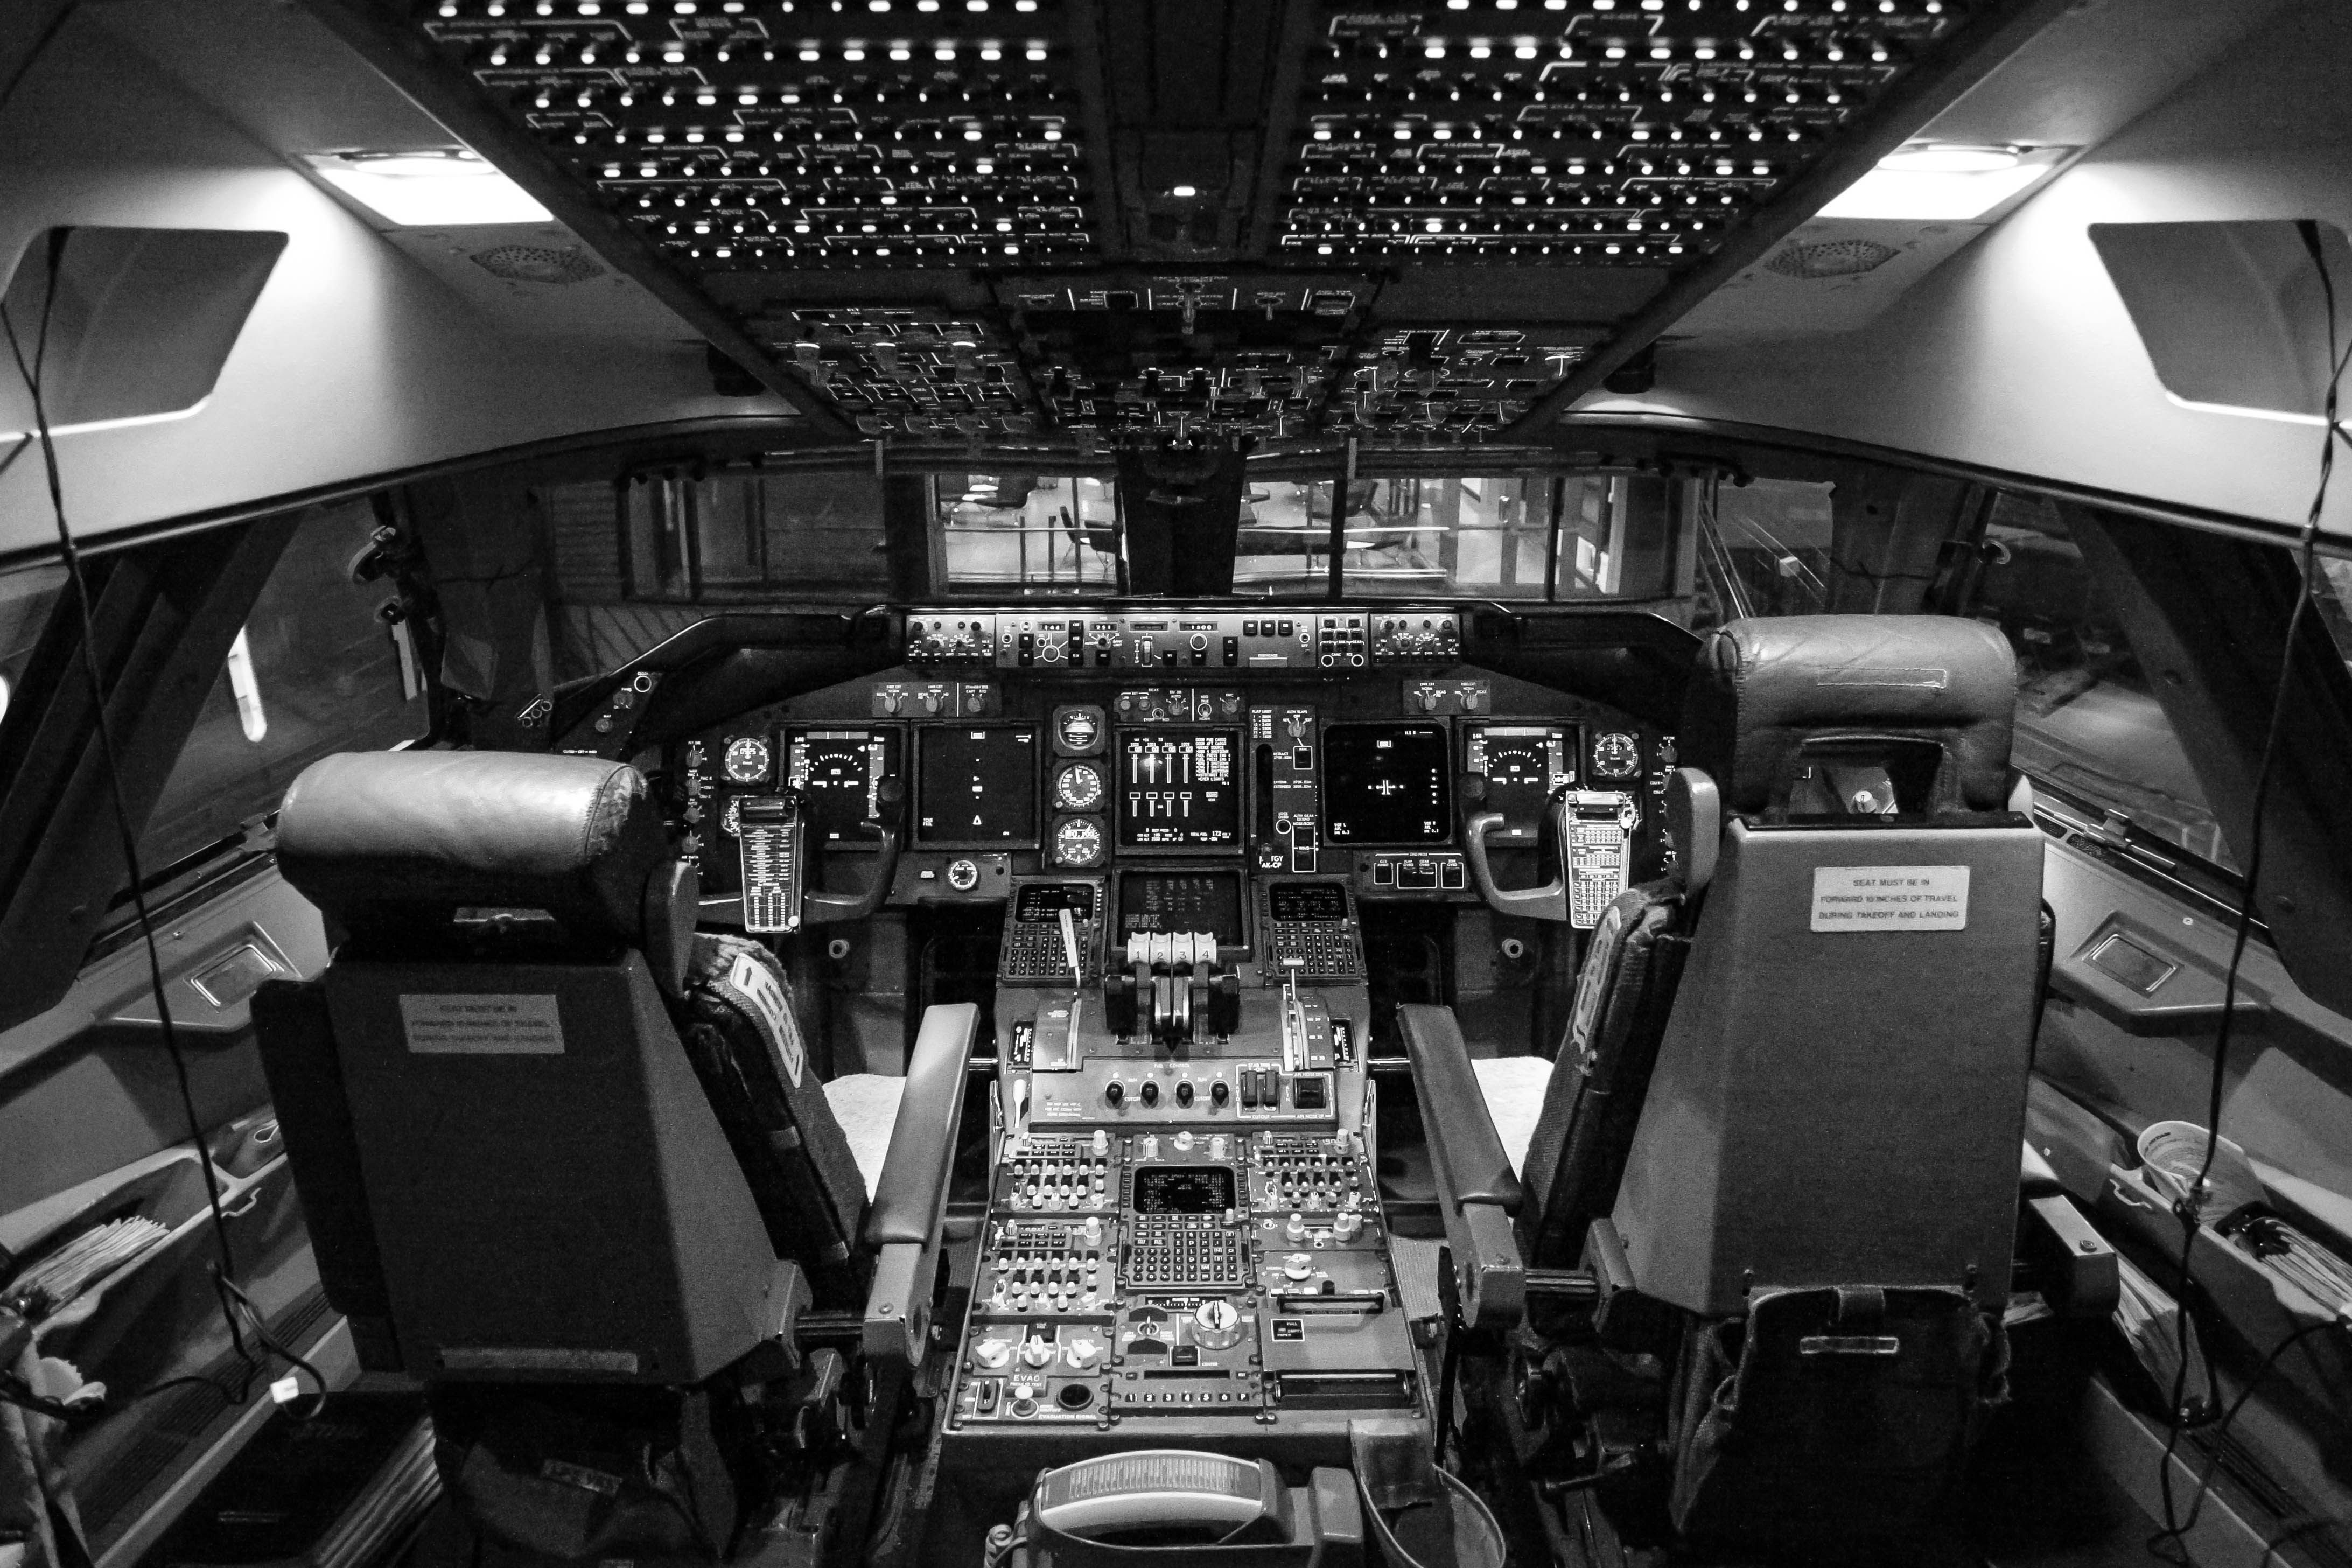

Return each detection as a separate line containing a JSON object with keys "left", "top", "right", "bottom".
{"left": 1116, "top": 728, "right": 1242, "bottom": 848}
{"left": 1118, "top": 872, "right": 1245, "bottom": 949}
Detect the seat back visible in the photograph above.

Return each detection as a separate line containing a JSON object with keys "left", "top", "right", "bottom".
{"left": 1609, "top": 616, "right": 2041, "bottom": 1317}
{"left": 256, "top": 751, "right": 864, "bottom": 1382}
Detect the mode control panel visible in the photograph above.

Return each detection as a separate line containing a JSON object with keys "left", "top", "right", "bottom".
{"left": 903, "top": 608, "right": 1471, "bottom": 669}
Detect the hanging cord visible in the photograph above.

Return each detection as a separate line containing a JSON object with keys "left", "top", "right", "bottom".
{"left": 0, "top": 228, "right": 318, "bottom": 1420}
{"left": 2146, "top": 219, "right": 2352, "bottom": 1562}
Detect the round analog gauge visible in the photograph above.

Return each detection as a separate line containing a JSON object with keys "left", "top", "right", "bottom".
{"left": 1053, "top": 817, "right": 1105, "bottom": 868}
{"left": 1054, "top": 761, "right": 1106, "bottom": 811}
{"left": 1591, "top": 731, "right": 1641, "bottom": 780}
{"left": 1057, "top": 707, "right": 1102, "bottom": 752}
{"left": 722, "top": 734, "right": 773, "bottom": 785}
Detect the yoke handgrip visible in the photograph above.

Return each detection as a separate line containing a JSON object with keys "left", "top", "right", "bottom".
{"left": 1462, "top": 809, "right": 1569, "bottom": 923}
{"left": 801, "top": 820, "right": 900, "bottom": 924}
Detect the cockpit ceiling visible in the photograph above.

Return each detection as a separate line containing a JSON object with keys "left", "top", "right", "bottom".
{"left": 344, "top": 0, "right": 2041, "bottom": 451}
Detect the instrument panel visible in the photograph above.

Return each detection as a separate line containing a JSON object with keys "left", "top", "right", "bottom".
{"left": 675, "top": 605, "right": 1672, "bottom": 929}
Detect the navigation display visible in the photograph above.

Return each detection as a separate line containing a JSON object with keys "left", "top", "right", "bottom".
{"left": 1323, "top": 724, "right": 1452, "bottom": 844}
{"left": 1135, "top": 1167, "right": 1237, "bottom": 1215}
{"left": 1116, "top": 727, "right": 1242, "bottom": 849}
{"left": 916, "top": 726, "right": 1039, "bottom": 845}
{"left": 787, "top": 729, "right": 894, "bottom": 846}
{"left": 1118, "top": 872, "right": 1245, "bottom": 949}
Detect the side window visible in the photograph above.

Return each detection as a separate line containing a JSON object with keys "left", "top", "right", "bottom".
{"left": 138, "top": 502, "right": 430, "bottom": 873}
{"left": 1697, "top": 476, "right": 1833, "bottom": 625}
{"left": 1959, "top": 493, "right": 2231, "bottom": 867}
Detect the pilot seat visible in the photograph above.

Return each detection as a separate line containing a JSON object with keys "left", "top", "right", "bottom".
{"left": 1410, "top": 615, "right": 2115, "bottom": 1556}
{"left": 250, "top": 750, "right": 972, "bottom": 1568}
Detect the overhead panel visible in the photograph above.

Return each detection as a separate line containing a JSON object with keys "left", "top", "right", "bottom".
{"left": 375, "top": 0, "right": 2035, "bottom": 451}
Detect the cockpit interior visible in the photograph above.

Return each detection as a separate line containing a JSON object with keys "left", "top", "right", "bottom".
{"left": 5, "top": 2, "right": 2352, "bottom": 1567}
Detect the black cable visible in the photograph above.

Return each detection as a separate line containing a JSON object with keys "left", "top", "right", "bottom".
{"left": 2147, "top": 1318, "right": 2348, "bottom": 1565}
{"left": 2148, "top": 220, "right": 2350, "bottom": 1560}
{"left": 0, "top": 1, "right": 81, "bottom": 124}
{"left": 0, "top": 229, "right": 301, "bottom": 1417}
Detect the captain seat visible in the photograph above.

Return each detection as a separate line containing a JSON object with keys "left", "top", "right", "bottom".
{"left": 251, "top": 751, "right": 969, "bottom": 1559}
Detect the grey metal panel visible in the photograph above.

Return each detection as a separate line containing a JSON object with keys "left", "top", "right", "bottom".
{"left": 1612, "top": 817, "right": 2042, "bottom": 1315}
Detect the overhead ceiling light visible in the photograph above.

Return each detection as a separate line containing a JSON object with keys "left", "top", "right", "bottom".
{"left": 311, "top": 150, "right": 552, "bottom": 226}
{"left": 1170, "top": 185, "right": 1197, "bottom": 198}
{"left": 1817, "top": 143, "right": 2066, "bottom": 221}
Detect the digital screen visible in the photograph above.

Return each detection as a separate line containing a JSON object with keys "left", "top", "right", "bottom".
{"left": 1323, "top": 724, "right": 1452, "bottom": 844}
{"left": 1116, "top": 728, "right": 1242, "bottom": 849}
{"left": 1465, "top": 724, "right": 1571, "bottom": 841}
{"left": 916, "top": 726, "right": 1038, "bottom": 845}
{"left": 1136, "top": 1167, "right": 1237, "bottom": 1215}
{"left": 1269, "top": 883, "right": 1348, "bottom": 923}
{"left": 788, "top": 729, "right": 891, "bottom": 846}
{"left": 1014, "top": 883, "right": 1096, "bottom": 922}
{"left": 1119, "top": 872, "right": 1245, "bottom": 949}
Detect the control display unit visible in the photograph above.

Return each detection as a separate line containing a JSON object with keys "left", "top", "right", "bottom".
{"left": 1322, "top": 724, "right": 1452, "bottom": 845}
{"left": 1135, "top": 1166, "right": 1237, "bottom": 1214}
{"left": 1014, "top": 883, "right": 1096, "bottom": 922}
{"left": 787, "top": 727, "right": 895, "bottom": 847}
{"left": 918, "top": 725, "right": 1039, "bottom": 846}
{"left": 1118, "top": 871, "right": 1245, "bottom": 950}
{"left": 1116, "top": 728, "right": 1242, "bottom": 850}
{"left": 1268, "top": 884, "right": 1347, "bottom": 923}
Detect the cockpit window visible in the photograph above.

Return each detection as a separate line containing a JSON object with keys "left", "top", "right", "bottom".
{"left": 615, "top": 471, "right": 890, "bottom": 600}
{"left": 0, "top": 563, "right": 64, "bottom": 726}
{"left": 1698, "top": 477, "right": 1835, "bottom": 620}
{"left": 934, "top": 473, "right": 1119, "bottom": 593}
{"left": 137, "top": 501, "right": 429, "bottom": 874}
{"left": 1235, "top": 473, "right": 1683, "bottom": 600}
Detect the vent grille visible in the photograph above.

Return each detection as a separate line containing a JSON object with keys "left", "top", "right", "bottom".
{"left": 1767, "top": 239, "right": 1901, "bottom": 280}
{"left": 468, "top": 244, "right": 605, "bottom": 285}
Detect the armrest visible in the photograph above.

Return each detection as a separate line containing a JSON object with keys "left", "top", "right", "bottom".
{"left": 1397, "top": 1005, "right": 1522, "bottom": 1213}
{"left": 863, "top": 1002, "right": 977, "bottom": 1368}
{"left": 1396, "top": 1004, "right": 1526, "bottom": 1330}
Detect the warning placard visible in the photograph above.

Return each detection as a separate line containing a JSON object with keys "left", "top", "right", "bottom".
{"left": 1810, "top": 866, "right": 1970, "bottom": 932}
{"left": 400, "top": 993, "right": 565, "bottom": 1054}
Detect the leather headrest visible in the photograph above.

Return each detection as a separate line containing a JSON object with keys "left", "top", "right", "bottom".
{"left": 277, "top": 751, "right": 670, "bottom": 941}
{"left": 1679, "top": 616, "right": 2017, "bottom": 816}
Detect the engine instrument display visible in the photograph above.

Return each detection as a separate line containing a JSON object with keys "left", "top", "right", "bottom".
{"left": 917, "top": 726, "right": 1039, "bottom": 845}
{"left": 1116, "top": 728, "right": 1242, "bottom": 850}
{"left": 1323, "top": 724, "right": 1452, "bottom": 844}
{"left": 1118, "top": 871, "right": 1245, "bottom": 949}
{"left": 787, "top": 729, "right": 893, "bottom": 846}
{"left": 1135, "top": 1166, "right": 1238, "bottom": 1215}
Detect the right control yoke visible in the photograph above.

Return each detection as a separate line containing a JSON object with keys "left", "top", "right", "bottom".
{"left": 1462, "top": 787, "right": 1639, "bottom": 929}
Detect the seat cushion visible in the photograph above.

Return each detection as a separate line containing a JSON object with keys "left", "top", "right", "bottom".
{"left": 1472, "top": 1057, "right": 1554, "bottom": 1179}
{"left": 823, "top": 1075, "right": 907, "bottom": 1200}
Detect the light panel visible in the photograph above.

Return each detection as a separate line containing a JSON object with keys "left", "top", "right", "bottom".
{"left": 1819, "top": 145, "right": 2065, "bottom": 221}
{"left": 312, "top": 150, "right": 552, "bottom": 226}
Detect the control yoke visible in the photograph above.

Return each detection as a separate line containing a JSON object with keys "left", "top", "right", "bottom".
{"left": 1104, "top": 933, "right": 1242, "bottom": 1045}
{"left": 802, "top": 779, "right": 905, "bottom": 925}
{"left": 1462, "top": 787, "right": 1639, "bottom": 929}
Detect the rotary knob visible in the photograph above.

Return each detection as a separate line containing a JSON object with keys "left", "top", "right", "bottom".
{"left": 1062, "top": 1333, "right": 1105, "bottom": 1370}
{"left": 1193, "top": 1299, "right": 1243, "bottom": 1350}
{"left": 1286, "top": 1212, "right": 1308, "bottom": 1242}
{"left": 1283, "top": 1252, "right": 1315, "bottom": 1282}
{"left": 880, "top": 690, "right": 904, "bottom": 715}
{"left": 1019, "top": 1338, "right": 1055, "bottom": 1368}
{"left": 1333, "top": 1211, "right": 1364, "bottom": 1241}
{"left": 972, "top": 1338, "right": 1013, "bottom": 1370}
